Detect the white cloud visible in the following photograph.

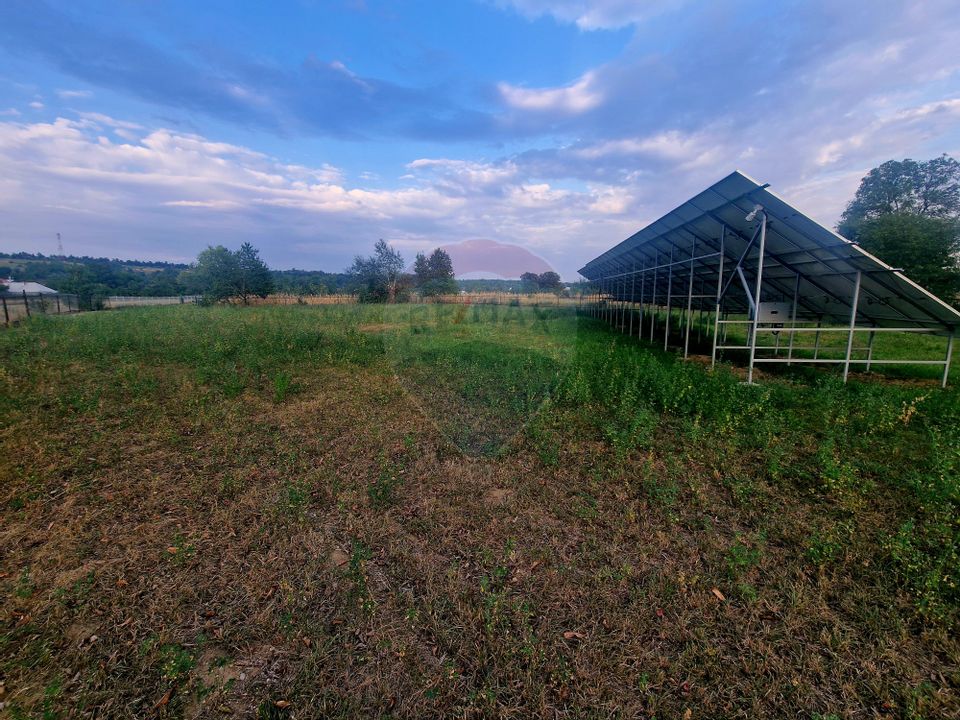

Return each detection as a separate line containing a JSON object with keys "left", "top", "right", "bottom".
{"left": 498, "top": 71, "right": 603, "bottom": 114}
{"left": 28, "top": 101, "right": 44, "bottom": 110}
{"left": 56, "top": 89, "right": 93, "bottom": 100}
{"left": 0, "top": 114, "right": 636, "bottom": 276}
{"left": 574, "top": 130, "right": 720, "bottom": 169}
{"left": 494, "top": 0, "right": 685, "bottom": 29}
{"left": 813, "top": 98, "right": 960, "bottom": 168}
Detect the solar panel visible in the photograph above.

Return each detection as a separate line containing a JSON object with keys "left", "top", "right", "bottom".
{"left": 579, "top": 170, "right": 960, "bottom": 332}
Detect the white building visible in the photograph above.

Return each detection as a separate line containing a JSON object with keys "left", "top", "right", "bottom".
{"left": 2, "top": 279, "right": 58, "bottom": 295}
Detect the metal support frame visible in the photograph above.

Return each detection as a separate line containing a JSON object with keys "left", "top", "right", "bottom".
{"left": 583, "top": 200, "right": 955, "bottom": 387}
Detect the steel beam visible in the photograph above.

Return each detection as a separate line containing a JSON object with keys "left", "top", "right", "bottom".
{"left": 746, "top": 212, "right": 767, "bottom": 384}
{"left": 843, "top": 271, "right": 862, "bottom": 383}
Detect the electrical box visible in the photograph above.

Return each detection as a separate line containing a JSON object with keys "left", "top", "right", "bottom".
{"left": 757, "top": 301, "right": 792, "bottom": 324}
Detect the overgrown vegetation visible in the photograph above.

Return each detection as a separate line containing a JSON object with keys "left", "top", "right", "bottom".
{"left": 1, "top": 304, "right": 958, "bottom": 717}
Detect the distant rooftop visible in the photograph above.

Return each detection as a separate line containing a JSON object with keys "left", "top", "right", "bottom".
{"left": 2, "top": 279, "right": 58, "bottom": 295}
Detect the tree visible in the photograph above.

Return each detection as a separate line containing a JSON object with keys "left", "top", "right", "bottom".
{"left": 180, "top": 243, "right": 273, "bottom": 304}
{"left": 838, "top": 155, "right": 960, "bottom": 240}
{"left": 234, "top": 242, "right": 274, "bottom": 304}
{"left": 857, "top": 214, "right": 960, "bottom": 302}
{"left": 413, "top": 248, "right": 458, "bottom": 296}
{"left": 519, "top": 271, "right": 540, "bottom": 293}
{"left": 348, "top": 239, "right": 407, "bottom": 303}
{"left": 537, "top": 271, "right": 562, "bottom": 293}
{"left": 180, "top": 246, "right": 240, "bottom": 302}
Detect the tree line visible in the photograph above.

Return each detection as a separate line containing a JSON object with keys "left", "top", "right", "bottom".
{"left": 0, "top": 250, "right": 353, "bottom": 307}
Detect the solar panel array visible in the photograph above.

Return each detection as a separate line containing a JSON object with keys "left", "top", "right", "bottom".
{"left": 579, "top": 171, "right": 960, "bottom": 333}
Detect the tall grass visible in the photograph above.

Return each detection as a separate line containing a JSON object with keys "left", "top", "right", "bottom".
{"left": 1, "top": 303, "right": 957, "bottom": 620}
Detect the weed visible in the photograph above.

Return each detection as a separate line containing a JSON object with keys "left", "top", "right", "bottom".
{"left": 168, "top": 532, "right": 196, "bottom": 563}
{"left": 806, "top": 521, "right": 853, "bottom": 565}
{"left": 160, "top": 643, "right": 196, "bottom": 680}
{"left": 273, "top": 371, "right": 293, "bottom": 402}
{"left": 14, "top": 568, "right": 33, "bottom": 599}
{"left": 726, "top": 536, "right": 763, "bottom": 580}
{"left": 346, "top": 539, "right": 374, "bottom": 612}
{"left": 278, "top": 479, "right": 310, "bottom": 518}
{"left": 367, "top": 454, "right": 403, "bottom": 509}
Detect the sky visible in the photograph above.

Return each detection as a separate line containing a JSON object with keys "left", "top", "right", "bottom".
{"left": 0, "top": 0, "right": 959, "bottom": 280}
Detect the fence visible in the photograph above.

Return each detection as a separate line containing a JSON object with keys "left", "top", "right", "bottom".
{"left": 103, "top": 295, "right": 201, "bottom": 309}
{"left": 245, "top": 292, "right": 581, "bottom": 307}
{"left": 244, "top": 294, "right": 356, "bottom": 306}
{"left": 2, "top": 292, "right": 80, "bottom": 326}
{"left": 419, "top": 291, "right": 582, "bottom": 306}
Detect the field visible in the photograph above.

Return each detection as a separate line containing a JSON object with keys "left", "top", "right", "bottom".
{"left": 1, "top": 304, "right": 959, "bottom": 718}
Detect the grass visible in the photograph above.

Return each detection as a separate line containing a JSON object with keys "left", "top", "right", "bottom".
{"left": 0, "top": 303, "right": 958, "bottom": 718}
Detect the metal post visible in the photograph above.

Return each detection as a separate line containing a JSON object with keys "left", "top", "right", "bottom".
{"left": 813, "top": 319, "right": 822, "bottom": 359}
{"left": 620, "top": 275, "right": 627, "bottom": 334}
{"left": 606, "top": 275, "right": 611, "bottom": 325}
{"left": 684, "top": 237, "right": 696, "bottom": 358}
{"left": 865, "top": 330, "right": 876, "bottom": 372}
{"left": 746, "top": 213, "right": 767, "bottom": 384}
{"left": 842, "top": 270, "right": 862, "bottom": 383}
{"left": 711, "top": 227, "right": 725, "bottom": 369}
{"left": 638, "top": 259, "right": 646, "bottom": 339}
{"left": 650, "top": 256, "right": 658, "bottom": 342}
{"left": 601, "top": 275, "right": 605, "bottom": 322}
{"left": 664, "top": 247, "right": 674, "bottom": 351}
{"left": 629, "top": 262, "right": 636, "bottom": 337}
{"left": 23, "top": 290, "right": 30, "bottom": 318}
{"left": 942, "top": 334, "right": 954, "bottom": 388}
{"left": 787, "top": 273, "right": 799, "bottom": 366}
{"left": 697, "top": 277, "right": 704, "bottom": 344}
{"left": 2, "top": 295, "right": 8, "bottom": 326}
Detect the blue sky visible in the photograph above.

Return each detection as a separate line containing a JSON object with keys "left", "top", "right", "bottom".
{"left": 1, "top": 0, "right": 959, "bottom": 279}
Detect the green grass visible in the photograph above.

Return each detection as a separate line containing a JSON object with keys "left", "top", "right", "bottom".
{"left": 1, "top": 303, "right": 958, "bottom": 718}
